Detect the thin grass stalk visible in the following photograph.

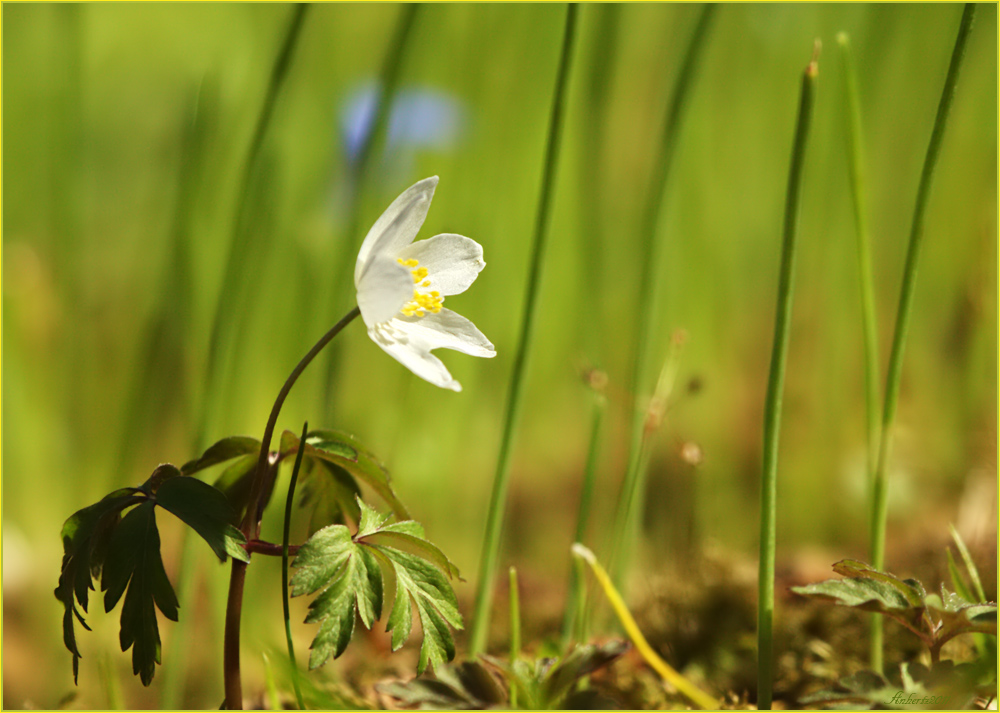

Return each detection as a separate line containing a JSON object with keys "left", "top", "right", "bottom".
{"left": 467, "top": 3, "right": 580, "bottom": 656}
{"left": 280, "top": 423, "right": 309, "bottom": 710}
{"left": 605, "top": 4, "right": 716, "bottom": 587}
{"left": 321, "top": 4, "right": 420, "bottom": 420}
{"left": 837, "top": 31, "right": 887, "bottom": 673}
{"left": 837, "top": 34, "right": 881, "bottom": 478}
{"left": 508, "top": 566, "right": 521, "bottom": 708}
{"left": 197, "top": 4, "right": 309, "bottom": 450}
{"left": 576, "top": 4, "right": 621, "bottom": 362}
{"left": 561, "top": 382, "right": 606, "bottom": 650}
{"left": 868, "top": 3, "right": 977, "bottom": 672}
{"left": 757, "top": 50, "right": 818, "bottom": 711}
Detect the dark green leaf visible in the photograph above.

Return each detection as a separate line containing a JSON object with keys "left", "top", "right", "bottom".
{"left": 377, "top": 660, "right": 506, "bottom": 710}
{"left": 282, "top": 429, "right": 410, "bottom": 519}
{"left": 155, "top": 476, "right": 249, "bottom": 563}
{"left": 141, "top": 464, "right": 183, "bottom": 494}
{"left": 542, "top": 640, "right": 630, "bottom": 705}
{"left": 181, "top": 436, "right": 261, "bottom": 476}
{"left": 212, "top": 453, "right": 258, "bottom": 522}
{"left": 102, "top": 501, "right": 177, "bottom": 686}
{"left": 54, "top": 488, "right": 140, "bottom": 682}
{"left": 297, "top": 458, "right": 362, "bottom": 534}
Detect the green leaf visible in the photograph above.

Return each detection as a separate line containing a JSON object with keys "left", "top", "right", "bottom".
{"left": 155, "top": 476, "right": 249, "bottom": 563}
{"left": 377, "top": 660, "right": 507, "bottom": 709}
{"left": 291, "top": 500, "right": 461, "bottom": 672}
{"left": 297, "top": 458, "right": 362, "bottom": 534}
{"left": 541, "top": 640, "right": 630, "bottom": 705}
{"left": 832, "top": 559, "right": 927, "bottom": 606}
{"left": 212, "top": 453, "right": 258, "bottom": 523}
{"left": 290, "top": 524, "right": 378, "bottom": 668}
{"left": 181, "top": 436, "right": 261, "bottom": 476}
{"left": 101, "top": 501, "right": 178, "bottom": 686}
{"left": 54, "top": 488, "right": 141, "bottom": 682}
{"left": 141, "top": 463, "right": 183, "bottom": 494}
{"left": 365, "top": 520, "right": 462, "bottom": 580}
{"left": 793, "top": 560, "right": 998, "bottom": 651}
{"left": 282, "top": 429, "right": 411, "bottom": 520}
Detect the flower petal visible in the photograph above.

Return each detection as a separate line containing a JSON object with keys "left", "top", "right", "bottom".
{"left": 396, "top": 234, "right": 485, "bottom": 297}
{"left": 391, "top": 309, "right": 496, "bottom": 358}
{"left": 369, "top": 324, "right": 463, "bottom": 392}
{"left": 355, "top": 176, "right": 438, "bottom": 285}
{"left": 356, "top": 256, "right": 413, "bottom": 327}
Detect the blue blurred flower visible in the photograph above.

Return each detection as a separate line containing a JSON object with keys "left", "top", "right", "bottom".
{"left": 340, "top": 81, "right": 466, "bottom": 165}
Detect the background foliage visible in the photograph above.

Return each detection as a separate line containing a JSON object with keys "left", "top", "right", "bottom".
{"left": 3, "top": 3, "right": 996, "bottom": 708}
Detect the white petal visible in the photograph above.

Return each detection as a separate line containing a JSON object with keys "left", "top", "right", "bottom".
{"left": 391, "top": 309, "right": 496, "bottom": 358}
{"left": 356, "top": 256, "right": 413, "bottom": 327}
{"left": 355, "top": 176, "right": 438, "bottom": 285}
{"left": 369, "top": 324, "right": 463, "bottom": 391}
{"left": 396, "top": 234, "right": 485, "bottom": 297}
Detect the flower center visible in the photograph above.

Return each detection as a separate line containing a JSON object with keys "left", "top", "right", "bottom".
{"left": 397, "top": 257, "right": 444, "bottom": 317}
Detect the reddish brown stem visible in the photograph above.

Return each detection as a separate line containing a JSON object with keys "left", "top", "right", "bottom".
{"left": 223, "top": 306, "right": 360, "bottom": 710}
{"left": 246, "top": 539, "right": 301, "bottom": 557}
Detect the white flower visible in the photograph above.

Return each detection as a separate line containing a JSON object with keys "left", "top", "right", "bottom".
{"left": 355, "top": 176, "right": 495, "bottom": 391}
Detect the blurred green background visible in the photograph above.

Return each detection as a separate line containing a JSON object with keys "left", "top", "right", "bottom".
{"left": 3, "top": 3, "right": 996, "bottom": 708}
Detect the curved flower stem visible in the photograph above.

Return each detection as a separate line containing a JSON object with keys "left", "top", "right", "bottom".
{"left": 282, "top": 421, "right": 309, "bottom": 710}
{"left": 468, "top": 2, "right": 580, "bottom": 656}
{"left": 868, "top": 2, "right": 976, "bottom": 673}
{"left": 605, "top": 3, "right": 715, "bottom": 589}
{"left": 224, "top": 305, "right": 360, "bottom": 710}
{"left": 758, "top": 49, "right": 818, "bottom": 711}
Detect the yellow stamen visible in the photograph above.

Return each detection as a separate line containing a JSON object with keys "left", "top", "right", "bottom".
{"left": 397, "top": 257, "right": 444, "bottom": 317}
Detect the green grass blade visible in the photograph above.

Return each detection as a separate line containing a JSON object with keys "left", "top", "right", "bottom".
{"left": 757, "top": 48, "right": 819, "bottom": 711}
{"left": 605, "top": 3, "right": 716, "bottom": 588}
{"left": 837, "top": 33, "right": 881, "bottom": 478}
{"left": 468, "top": 3, "right": 580, "bottom": 655}
{"left": 196, "top": 4, "right": 309, "bottom": 448}
{"left": 561, "top": 379, "right": 606, "bottom": 650}
{"left": 868, "top": 3, "right": 977, "bottom": 673}
{"left": 282, "top": 422, "right": 310, "bottom": 710}
{"left": 509, "top": 566, "right": 521, "bottom": 709}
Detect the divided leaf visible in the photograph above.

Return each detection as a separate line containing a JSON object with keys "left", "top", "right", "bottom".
{"left": 792, "top": 560, "right": 998, "bottom": 650}
{"left": 55, "top": 465, "right": 250, "bottom": 685}
{"left": 282, "top": 429, "right": 411, "bottom": 521}
{"left": 297, "top": 458, "right": 362, "bottom": 535}
{"left": 291, "top": 499, "right": 461, "bottom": 673}
{"left": 377, "top": 660, "right": 507, "bottom": 710}
{"left": 99, "top": 501, "right": 178, "bottom": 686}
{"left": 54, "top": 488, "right": 142, "bottom": 682}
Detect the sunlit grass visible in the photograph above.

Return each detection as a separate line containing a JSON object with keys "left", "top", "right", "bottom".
{"left": 3, "top": 3, "right": 996, "bottom": 708}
